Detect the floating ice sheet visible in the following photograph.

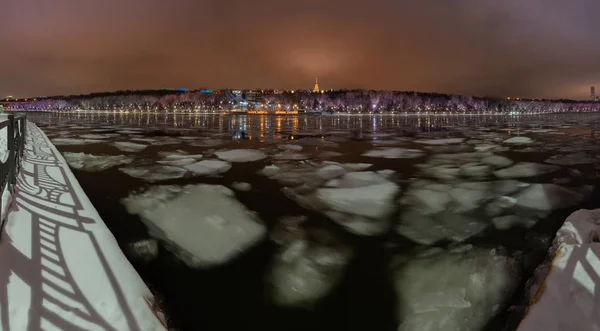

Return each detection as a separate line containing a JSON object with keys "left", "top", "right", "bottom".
{"left": 119, "top": 165, "right": 187, "bottom": 181}
{"left": 362, "top": 147, "right": 425, "bottom": 159}
{"left": 122, "top": 184, "right": 266, "bottom": 268}
{"left": 184, "top": 160, "right": 232, "bottom": 176}
{"left": 113, "top": 141, "right": 148, "bottom": 152}
{"left": 63, "top": 152, "right": 134, "bottom": 172}
{"left": 215, "top": 149, "right": 267, "bottom": 162}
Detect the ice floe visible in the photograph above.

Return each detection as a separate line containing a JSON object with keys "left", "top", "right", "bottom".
{"left": 122, "top": 184, "right": 266, "bottom": 268}
{"left": 52, "top": 138, "right": 105, "bottom": 146}
{"left": 184, "top": 160, "right": 232, "bottom": 176}
{"left": 316, "top": 182, "right": 399, "bottom": 219}
{"left": 127, "top": 239, "right": 159, "bottom": 263}
{"left": 119, "top": 165, "right": 188, "bottom": 182}
{"left": 188, "top": 139, "right": 226, "bottom": 147}
{"left": 393, "top": 248, "right": 520, "bottom": 331}
{"left": 414, "top": 138, "right": 465, "bottom": 145}
{"left": 316, "top": 165, "right": 345, "bottom": 180}
{"left": 481, "top": 155, "right": 513, "bottom": 168}
{"left": 157, "top": 158, "right": 197, "bottom": 167}
{"left": 78, "top": 134, "right": 113, "bottom": 139}
{"left": 268, "top": 228, "right": 352, "bottom": 308}
{"left": 113, "top": 141, "right": 148, "bottom": 152}
{"left": 493, "top": 162, "right": 560, "bottom": 178}
{"left": 278, "top": 144, "right": 303, "bottom": 151}
{"left": 231, "top": 182, "right": 252, "bottom": 191}
{"left": 503, "top": 136, "right": 534, "bottom": 144}
{"left": 215, "top": 149, "right": 267, "bottom": 162}
{"left": 544, "top": 152, "right": 599, "bottom": 166}
{"left": 63, "top": 152, "right": 134, "bottom": 172}
{"left": 325, "top": 171, "right": 390, "bottom": 189}
{"left": 362, "top": 147, "right": 425, "bottom": 159}
{"left": 513, "top": 184, "right": 592, "bottom": 212}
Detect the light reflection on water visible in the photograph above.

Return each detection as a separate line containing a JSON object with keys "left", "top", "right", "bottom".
{"left": 27, "top": 112, "right": 600, "bottom": 140}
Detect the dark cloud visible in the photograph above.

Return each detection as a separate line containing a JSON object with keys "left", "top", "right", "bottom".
{"left": 1, "top": 0, "right": 599, "bottom": 99}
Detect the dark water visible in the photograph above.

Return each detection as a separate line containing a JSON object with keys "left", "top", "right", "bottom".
{"left": 25, "top": 111, "right": 600, "bottom": 331}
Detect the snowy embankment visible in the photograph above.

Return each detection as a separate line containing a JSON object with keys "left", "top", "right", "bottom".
{"left": 0, "top": 121, "right": 166, "bottom": 330}
{"left": 518, "top": 209, "right": 600, "bottom": 331}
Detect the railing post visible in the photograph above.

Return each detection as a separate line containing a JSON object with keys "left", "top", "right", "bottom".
{"left": 7, "top": 115, "right": 15, "bottom": 188}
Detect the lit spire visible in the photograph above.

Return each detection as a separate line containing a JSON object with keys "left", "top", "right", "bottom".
{"left": 313, "top": 78, "right": 320, "bottom": 93}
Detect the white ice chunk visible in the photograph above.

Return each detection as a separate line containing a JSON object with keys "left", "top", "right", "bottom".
{"left": 122, "top": 185, "right": 266, "bottom": 268}
{"left": 157, "top": 158, "right": 197, "bottom": 167}
{"left": 278, "top": 144, "right": 303, "bottom": 151}
{"left": 231, "top": 182, "right": 252, "bottom": 191}
{"left": 544, "top": 152, "right": 599, "bottom": 166}
{"left": 362, "top": 147, "right": 424, "bottom": 159}
{"left": 494, "top": 162, "right": 560, "bottom": 178}
{"left": 316, "top": 182, "right": 399, "bottom": 219}
{"left": 514, "top": 184, "right": 592, "bottom": 212}
{"left": 503, "top": 136, "right": 534, "bottom": 144}
{"left": 215, "top": 149, "right": 267, "bottom": 162}
{"left": 119, "top": 165, "right": 188, "bottom": 182}
{"left": 52, "top": 138, "right": 104, "bottom": 146}
{"left": 269, "top": 236, "right": 352, "bottom": 308}
{"left": 459, "top": 163, "right": 493, "bottom": 178}
{"left": 184, "top": 160, "right": 232, "bottom": 176}
{"left": 326, "top": 171, "right": 390, "bottom": 188}
{"left": 394, "top": 249, "right": 519, "bottom": 331}
{"left": 401, "top": 184, "right": 452, "bottom": 215}
{"left": 316, "top": 165, "right": 345, "bottom": 180}
{"left": 113, "top": 142, "right": 148, "bottom": 152}
{"left": 261, "top": 165, "right": 281, "bottom": 177}
{"left": 492, "top": 215, "right": 537, "bottom": 230}
{"left": 63, "top": 152, "right": 134, "bottom": 172}
{"left": 342, "top": 163, "right": 373, "bottom": 171}
{"left": 79, "top": 134, "right": 113, "bottom": 140}
{"left": 481, "top": 155, "right": 513, "bottom": 168}
{"left": 127, "top": 239, "right": 159, "bottom": 263}
{"left": 415, "top": 138, "right": 465, "bottom": 145}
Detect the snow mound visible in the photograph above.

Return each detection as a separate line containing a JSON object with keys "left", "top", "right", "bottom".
{"left": 518, "top": 208, "right": 600, "bottom": 331}
{"left": 503, "top": 136, "right": 533, "bottom": 144}
{"left": 113, "top": 141, "right": 148, "bottom": 152}
{"left": 119, "top": 165, "right": 187, "bottom": 182}
{"left": 184, "top": 160, "right": 232, "bottom": 176}
{"left": 215, "top": 149, "right": 267, "bottom": 162}
{"left": 63, "top": 152, "right": 134, "bottom": 172}
{"left": 394, "top": 248, "right": 520, "bottom": 331}
{"left": 415, "top": 138, "right": 465, "bottom": 145}
{"left": 122, "top": 185, "right": 266, "bottom": 268}
{"left": 362, "top": 147, "right": 425, "bottom": 159}
{"left": 494, "top": 162, "right": 560, "bottom": 178}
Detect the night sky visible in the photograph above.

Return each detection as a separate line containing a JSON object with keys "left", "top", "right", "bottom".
{"left": 1, "top": 0, "right": 598, "bottom": 99}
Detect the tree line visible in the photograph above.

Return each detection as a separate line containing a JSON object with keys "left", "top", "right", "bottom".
{"left": 6, "top": 89, "right": 600, "bottom": 114}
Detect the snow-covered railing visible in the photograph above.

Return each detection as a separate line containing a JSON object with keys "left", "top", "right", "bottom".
{"left": 0, "top": 113, "right": 27, "bottom": 226}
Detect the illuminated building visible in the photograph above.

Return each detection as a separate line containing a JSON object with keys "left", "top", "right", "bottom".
{"left": 313, "top": 78, "right": 320, "bottom": 93}
{"left": 592, "top": 86, "right": 597, "bottom": 101}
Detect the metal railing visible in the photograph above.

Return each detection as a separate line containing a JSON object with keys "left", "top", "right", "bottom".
{"left": 0, "top": 113, "right": 27, "bottom": 230}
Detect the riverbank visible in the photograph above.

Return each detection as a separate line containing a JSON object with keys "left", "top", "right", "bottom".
{"left": 0, "top": 121, "right": 166, "bottom": 330}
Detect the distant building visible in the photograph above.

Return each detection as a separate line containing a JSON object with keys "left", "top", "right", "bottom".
{"left": 592, "top": 86, "right": 596, "bottom": 101}
{"left": 313, "top": 78, "right": 320, "bottom": 93}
